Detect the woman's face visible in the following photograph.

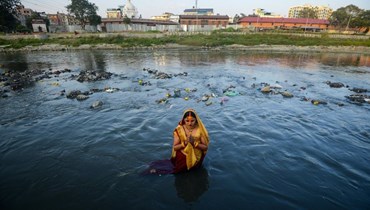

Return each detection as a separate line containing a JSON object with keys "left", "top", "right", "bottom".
{"left": 184, "top": 115, "right": 196, "bottom": 128}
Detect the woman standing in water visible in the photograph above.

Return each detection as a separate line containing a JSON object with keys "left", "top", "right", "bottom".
{"left": 171, "top": 109, "right": 209, "bottom": 173}
{"left": 145, "top": 109, "right": 209, "bottom": 174}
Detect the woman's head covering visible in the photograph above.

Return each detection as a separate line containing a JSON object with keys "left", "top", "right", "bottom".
{"left": 179, "top": 109, "right": 209, "bottom": 145}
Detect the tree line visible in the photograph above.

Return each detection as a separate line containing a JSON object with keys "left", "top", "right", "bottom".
{"left": 298, "top": 4, "right": 369, "bottom": 32}
{"left": 0, "top": 0, "right": 101, "bottom": 33}
{"left": 1, "top": 0, "right": 369, "bottom": 33}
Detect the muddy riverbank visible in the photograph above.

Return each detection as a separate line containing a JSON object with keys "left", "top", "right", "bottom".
{"left": 1, "top": 43, "right": 370, "bottom": 54}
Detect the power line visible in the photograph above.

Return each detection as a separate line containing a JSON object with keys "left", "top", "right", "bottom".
{"left": 28, "top": 0, "right": 67, "bottom": 10}
{"left": 21, "top": 0, "right": 68, "bottom": 13}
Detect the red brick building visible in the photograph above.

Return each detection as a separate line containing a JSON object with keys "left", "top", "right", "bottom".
{"left": 179, "top": 15, "right": 229, "bottom": 27}
{"left": 238, "top": 17, "right": 330, "bottom": 31}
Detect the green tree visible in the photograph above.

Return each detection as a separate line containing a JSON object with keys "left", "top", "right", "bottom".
{"left": 123, "top": 16, "right": 131, "bottom": 24}
{"left": 329, "top": 4, "right": 363, "bottom": 29}
{"left": 66, "top": 0, "right": 101, "bottom": 30}
{"left": 351, "top": 10, "right": 370, "bottom": 33}
{"left": 298, "top": 7, "right": 318, "bottom": 19}
{"left": 0, "top": 0, "right": 21, "bottom": 32}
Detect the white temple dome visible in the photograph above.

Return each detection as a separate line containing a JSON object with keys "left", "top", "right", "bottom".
{"left": 123, "top": 0, "right": 138, "bottom": 18}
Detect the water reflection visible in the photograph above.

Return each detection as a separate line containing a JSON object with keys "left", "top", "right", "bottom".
{"left": 0, "top": 53, "right": 52, "bottom": 73}
{"left": 80, "top": 51, "right": 107, "bottom": 71}
{"left": 233, "top": 52, "right": 370, "bottom": 68}
{"left": 178, "top": 51, "right": 227, "bottom": 66}
{"left": 320, "top": 54, "right": 370, "bottom": 67}
{"left": 0, "top": 53, "right": 29, "bottom": 72}
{"left": 174, "top": 167, "right": 209, "bottom": 203}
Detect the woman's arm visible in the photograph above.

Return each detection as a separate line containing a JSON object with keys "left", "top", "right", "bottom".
{"left": 195, "top": 135, "right": 208, "bottom": 151}
{"left": 173, "top": 132, "right": 185, "bottom": 151}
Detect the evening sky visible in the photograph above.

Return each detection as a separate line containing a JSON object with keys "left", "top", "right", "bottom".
{"left": 21, "top": 0, "right": 370, "bottom": 18}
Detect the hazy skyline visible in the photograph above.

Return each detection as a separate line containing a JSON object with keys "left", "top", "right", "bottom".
{"left": 21, "top": 0, "right": 370, "bottom": 18}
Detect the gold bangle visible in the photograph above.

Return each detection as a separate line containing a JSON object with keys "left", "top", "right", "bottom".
{"left": 194, "top": 142, "right": 199, "bottom": 148}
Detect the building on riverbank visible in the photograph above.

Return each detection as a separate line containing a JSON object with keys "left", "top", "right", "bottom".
{"left": 184, "top": 8, "right": 214, "bottom": 16}
{"left": 101, "top": 18, "right": 179, "bottom": 32}
{"left": 179, "top": 15, "right": 229, "bottom": 31}
{"left": 238, "top": 17, "right": 330, "bottom": 32}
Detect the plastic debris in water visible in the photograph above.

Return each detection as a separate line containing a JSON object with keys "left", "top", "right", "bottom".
{"left": 205, "top": 101, "right": 212, "bottom": 106}
{"left": 220, "top": 96, "right": 229, "bottom": 105}
{"left": 174, "top": 89, "right": 181, "bottom": 98}
{"left": 224, "top": 90, "right": 239, "bottom": 97}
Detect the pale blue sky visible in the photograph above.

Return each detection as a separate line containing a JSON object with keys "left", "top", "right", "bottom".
{"left": 21, "top": 0, "right": 370, "bottom": 18}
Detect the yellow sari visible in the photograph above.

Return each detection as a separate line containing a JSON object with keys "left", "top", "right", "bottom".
{"left": 172, "top": 109, "right": 209, "bottom": 170}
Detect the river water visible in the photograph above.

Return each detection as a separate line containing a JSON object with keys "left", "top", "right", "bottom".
{"left": 0, "top": 49, "right": 369, "bottom": 209}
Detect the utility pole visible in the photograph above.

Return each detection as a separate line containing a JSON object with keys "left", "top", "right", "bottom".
{"left": 345, "top": 15, "right": 351, "bottom": 33}
{"left": 304, "top": 14, "right": 309, "bottom": 34}
{"left": 195, "top": 0, "right": 198, "bottom": 31}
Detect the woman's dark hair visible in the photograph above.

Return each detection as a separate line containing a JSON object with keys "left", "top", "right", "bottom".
{"left": 182, "top": 111, "right": 197, "bottom": 121}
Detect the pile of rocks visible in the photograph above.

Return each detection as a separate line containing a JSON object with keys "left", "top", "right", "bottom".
{"left": 143, "top": 68, "right": 188, "bottom": 79}
{"left": 72, "top": 70, "right": 113, "bottom": 82}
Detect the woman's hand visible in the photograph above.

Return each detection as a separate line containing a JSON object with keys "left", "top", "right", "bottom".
{"left": 188, "top": 136, "right": 194, "bottom": 146}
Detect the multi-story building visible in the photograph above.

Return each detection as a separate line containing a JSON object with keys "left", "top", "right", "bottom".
{"left": 106, "top": 8, "right": 122, "bottom": 19}
{"left": 179, "top": 15, "right": 229, "bottom": 27}
{"left": 288, "top": 4, "right": 333, "bottom": 20}
{"left": 253, "top": 8, "right": 282, "bottom": 18}
{"left": 15, "top": 5, "right": 33, "bottom": 26}
{"left": 47, "top": 13, "right": 76, "bottom": 26}
{"left": 316, "top": 6, "right": 333, "bottom": 20}
{"left": 183, "top": 8, "right": 214, "bottom": 16}
{"left": 16, "top": 5, "right": 33, "bottom": 17}
{"left": 151, "top": 13, "right": 174, "bottom": 21}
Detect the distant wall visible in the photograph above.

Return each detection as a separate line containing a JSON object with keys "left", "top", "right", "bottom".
{"left": 65, "top": 25, "right": 101, "bottom": 33}
{"left": 180, "top": 25, "right": 227, "bottom": 32}
{"left": 106, "top": 24, "right": 180, "bottom": 32}
{"left": 104, "top": 23, "right": 233, "bottom": 32}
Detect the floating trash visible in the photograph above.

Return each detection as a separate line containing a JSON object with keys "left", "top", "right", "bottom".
{"left": 220, "top": 97, "right": 229, "bottom": 105}
{"left": 156, "top": 98, "right": 168, "bottom": 104}
{"left": 349, "top": 88, "right": 367, "bottom": 93}
{"left": 90, "top": 100, "right": 103, "bottom": 109}
{"left": 174, "top": 89, "right": 181, "bottom": 98}
{"left": 326, "top": 81, "right": 344, "bottom": 88}
{"left": 311, "top": 99, "right": 327, "bottom": 105}
{"left": 105, "top": 87, "right": 119, "bottom": 93}
{"left": 270, "top": 84, "right": 283, "bottom": 89}
{"left": 66, "top": 90, "right": 82, "bottom": 99}
{"left": 76, "top": 94, "right": 89, "bottom": 101}
{"left": 345, "top": 94, "right": 370, "bottom": 103}
{"left": 261, "top": 86, "right": 271, "bottom": 93}
{"left": 201, "top": 95, "right": 209, "bottom": 102}
{"left": 281, "top": 91, "right": 293, "bottom": 98}
{"left": 205, "top": 101, "right": 212, "bottom": 106}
